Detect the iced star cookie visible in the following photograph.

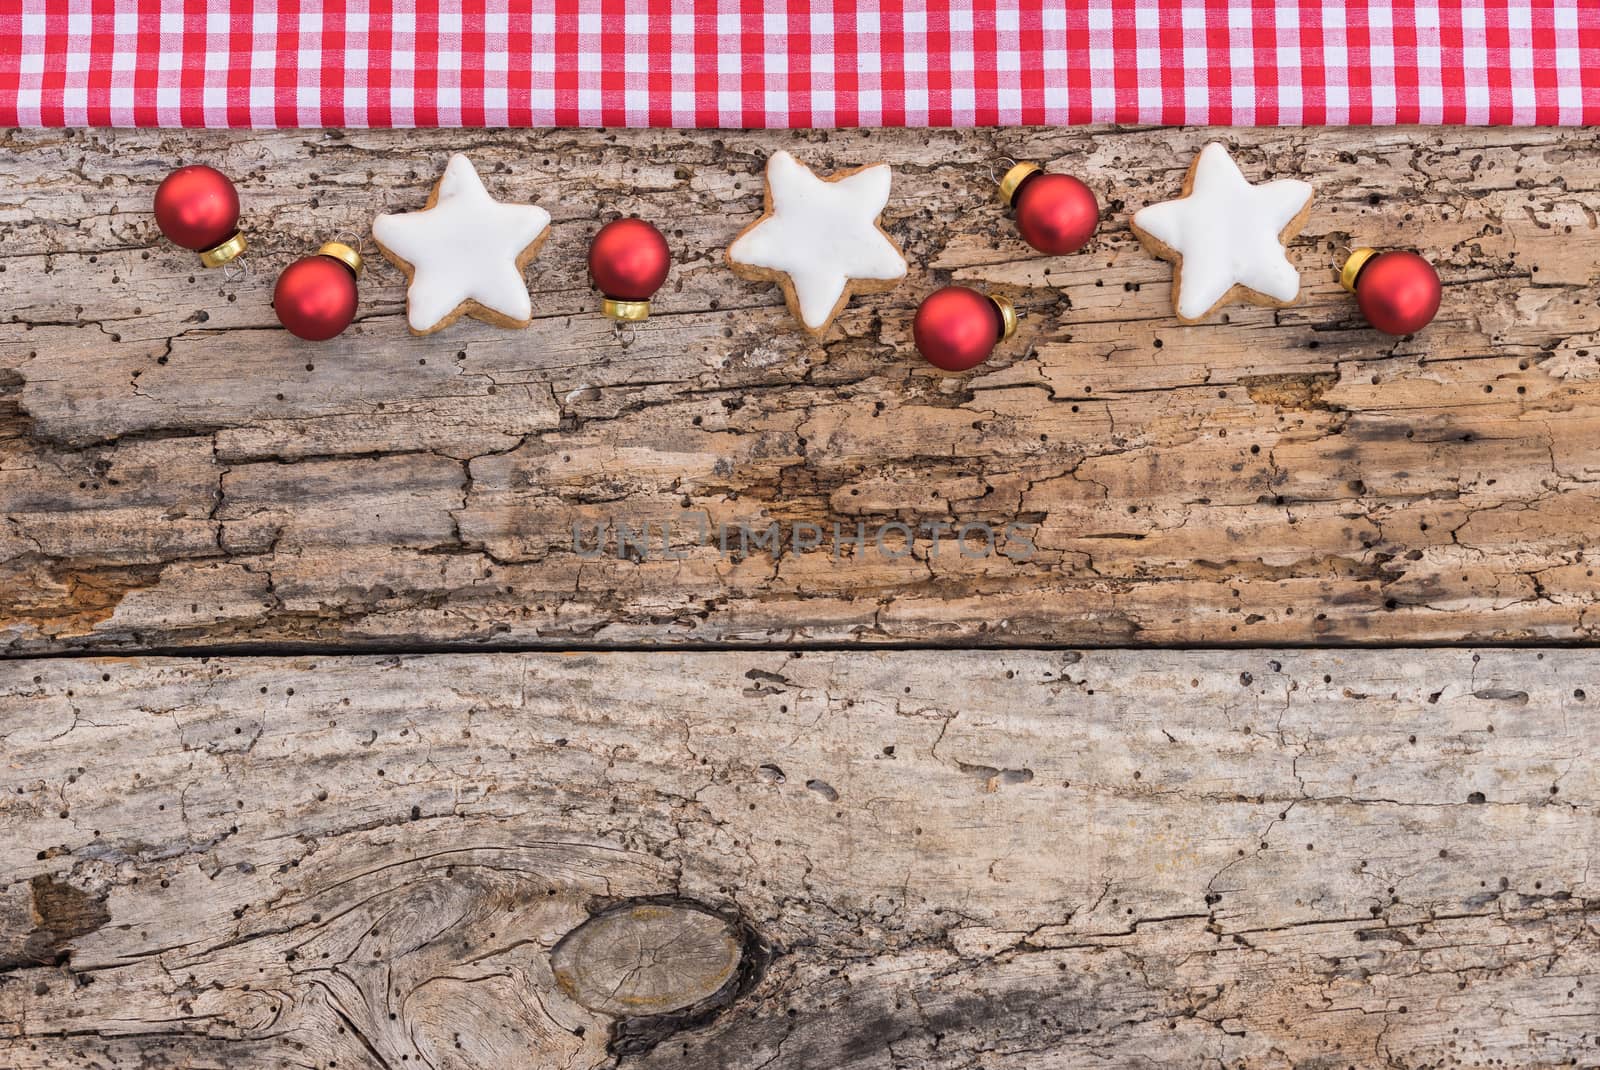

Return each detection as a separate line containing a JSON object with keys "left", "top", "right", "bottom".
{"left": 372, "top": 154, "right": 551, "bottom": 335}
{"left": 726, "top": 151, "right": 907, "bottom": 337}
{"left": 1130, "top": 142, "right": 1313, "bottom": 324}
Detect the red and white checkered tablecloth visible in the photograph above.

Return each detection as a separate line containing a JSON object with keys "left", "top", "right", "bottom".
{"left": 3, "top": 2, "right": 1596, "bottom": 129}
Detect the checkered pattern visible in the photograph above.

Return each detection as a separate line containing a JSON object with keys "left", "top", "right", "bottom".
{"left": 3, "top": 2, "right": 1596, "bottom": 128}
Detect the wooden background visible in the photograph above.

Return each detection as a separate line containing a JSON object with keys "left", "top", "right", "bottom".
{"left": 4, "top": 126, "right": 1600, "bottom": 652}
{"left": 1, "top": 125, "right": 1597, "bottom": 1067}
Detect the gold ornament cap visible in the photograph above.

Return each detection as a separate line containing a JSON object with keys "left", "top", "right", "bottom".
{"left": 998, "top": 162, "right": 1042, "bottom": 207}
{"left": 602, "top": 298, "right": 651, "bottom": 321}
{"left": 1340, "top": 247, "right": 1378, "bottom": 293}
{"left": 990, "top": 295, "right": 1018, "bottom": 341}
{"left": 200, "top": 231, "right": 247, "bottom": 268}
{"left": 318, "top": 241, "right": 363, "bottom": 276}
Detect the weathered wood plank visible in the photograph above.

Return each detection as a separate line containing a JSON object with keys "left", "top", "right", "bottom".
{"left": 3, "top": 126, "right": 1599, "bottom": 653}
{"left": 1, "top": 650, "right": 1594, "bottom": 1067}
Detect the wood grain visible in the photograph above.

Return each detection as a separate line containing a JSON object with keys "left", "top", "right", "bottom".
{"left": 1, "top": 649, "right": 1594, "bottom": 1068}
{"left": 3, "top": 126, "right": 1599, "bottom": 654}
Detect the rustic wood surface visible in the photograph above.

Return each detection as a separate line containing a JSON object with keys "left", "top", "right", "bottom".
{"left": 3, "top": 126, "right": 1599, "bottom": 653}
{"left": 1, "top": 649, "right": 1595, "bottom": 1068}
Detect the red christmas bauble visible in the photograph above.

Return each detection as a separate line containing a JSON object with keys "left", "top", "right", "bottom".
{"left": 914, "top": 286, "right": 1011, "bottom": 372}
{"left": 274, "top": 254, "right": 359, "bottom": 341}
{"left": 589, "top": 218, "right": 671, "bottom": 302}
{"left": 153, "top": 165, "right": 241, "bottom": 252}
{"left": 1013, "top": 172, "right": 1098, "bottom": 256}
{"left": 1355, "top": 251, "right": 1441, "bottom": 336}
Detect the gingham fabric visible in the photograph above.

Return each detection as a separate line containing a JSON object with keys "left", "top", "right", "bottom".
{"left": 3, "top": 2, "right": 1596, "bottom": 129}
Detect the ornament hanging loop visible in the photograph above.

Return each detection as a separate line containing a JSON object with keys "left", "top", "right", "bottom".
{"left": 988, "top": 155, "right": 1020, "bottom": 186}
{"left": 997, "top": 161, "right": 1044, "bottom": 207}
{"left": 333, "top": 231, "right": 368, "bottom": 258}
{"left": 1339, "top": 247, "right": 1379, "bottom": 293}
{"left": 221, "top": 256, "right": 251, "bottom": 284}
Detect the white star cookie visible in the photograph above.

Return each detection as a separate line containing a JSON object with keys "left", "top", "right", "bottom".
{"left": 1131, "top": 142, "right": 1313, "bottom": 323}
{"left": 726, "top": 150, "right": 907, "bottom": 336}
{"left": 372, "top": 154, "right": 551, "bottom": 334}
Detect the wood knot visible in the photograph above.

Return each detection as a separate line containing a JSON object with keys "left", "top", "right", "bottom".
{"left": 550, "top": 901, "right": 744, "bottom": 1018}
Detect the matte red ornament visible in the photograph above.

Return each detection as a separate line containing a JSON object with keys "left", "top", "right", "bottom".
{"left": 153, "top": 164, "right": 246, "bottom": 266}
{"left": 913, "top": 286, "right": 1018, "bottom": 372}
{"left": 589, "top": 217, "right": 671, "bottom": 320}
{"left": 273, "top": 243, "right": 362, "bottom": 341}
{"left": 1342, "top": 248, "right": 1441, "bottom": 336}
{"left": 998, "top": 163, "right": 1098, "bottom": 256}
